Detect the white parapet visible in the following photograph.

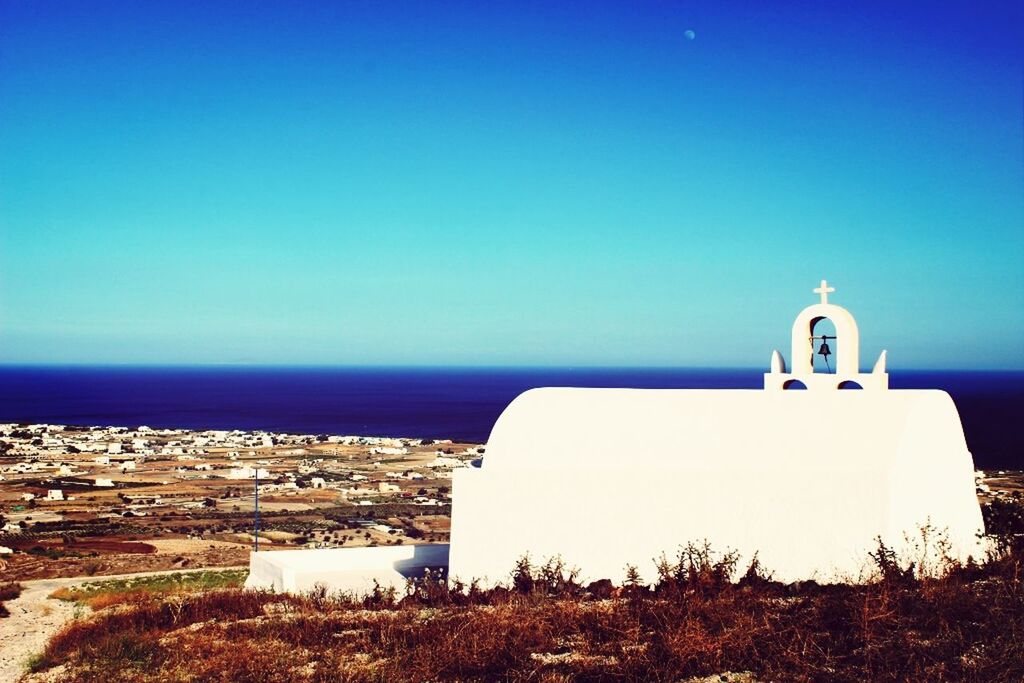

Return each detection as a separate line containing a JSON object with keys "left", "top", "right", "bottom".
{"left": 244, "top": 543, "right": 450, "bottom": 595}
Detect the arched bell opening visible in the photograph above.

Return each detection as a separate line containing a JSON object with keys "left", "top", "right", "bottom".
{"left": 809, "top": 317, "right": 837, "bottom": 374}
{"left": 783, "top": 379, "right": 807, "bottom": 390}
{"left": 837, "top": 380, "right": 863, "bottom": 390}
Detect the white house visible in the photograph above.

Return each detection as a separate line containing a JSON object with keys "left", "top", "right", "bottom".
{"left": 370, "top": 446, "right": 408, "bottom": 456}
{"left": 46, "top": 489, "right": 64, "bottom": 501}
{"left": 427, "top": 456, "right": 465, "bottom": 469}
{"left": 225, "top": 466, "right": 271, "bottom": 480}
{"left": 344, "top": 486, "right": 378, "bottom": 497}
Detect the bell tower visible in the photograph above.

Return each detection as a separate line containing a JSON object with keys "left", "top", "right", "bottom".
{"left": 764, "top": 280, "right": 888, "bottom": 391}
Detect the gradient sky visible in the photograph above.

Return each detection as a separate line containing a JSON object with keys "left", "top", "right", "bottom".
{"left": 1, "top": 0, "right": 1022, "bottom": 368}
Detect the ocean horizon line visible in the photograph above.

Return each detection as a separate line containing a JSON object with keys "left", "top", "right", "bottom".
{"left": 2, "top": 363, "right": 1023, "bottom": 374}
{"left": 1, "top": 365, "right": 1020, "bottom": 467}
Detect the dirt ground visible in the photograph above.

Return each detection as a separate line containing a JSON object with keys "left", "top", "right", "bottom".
{"left": 0, "top": 577, "right": 78, "bottom": 683}
{"left": 0, "top": 566, "right": 247, "bottom": 683}
{"left": 1, "top": 545, "right": 249, "bottom": 582}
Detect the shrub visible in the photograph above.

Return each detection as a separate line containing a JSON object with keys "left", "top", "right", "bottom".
{"left": 0, "top": 582, "right": 21, "bottom": 618}
{"left": 985, "top": 495, "right": 1024, "bottom": 557}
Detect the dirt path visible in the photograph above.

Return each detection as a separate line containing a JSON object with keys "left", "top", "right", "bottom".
{"left": 0, "top": 578, "right": 78, "bottom": 683}
{"left": 0, "top": 566, "right": 246, "bottom": 683}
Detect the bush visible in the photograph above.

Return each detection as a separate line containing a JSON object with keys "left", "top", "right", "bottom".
{"left": 985, "top": 495, "right": 1024, "bottom": 557}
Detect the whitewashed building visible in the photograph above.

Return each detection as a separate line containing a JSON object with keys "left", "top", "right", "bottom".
{"left": 449, "top": 281, "right": 985, "bottom": 585}
{"left": 226, "top": 466, "right": 271, "bottom": 480}
{"left": 248, "top": 281, "right": 986, "bottom": 594}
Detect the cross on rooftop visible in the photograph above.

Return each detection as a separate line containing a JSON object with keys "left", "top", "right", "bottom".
{"left": 814, "top": 279, "right": 835, "bottom": 304}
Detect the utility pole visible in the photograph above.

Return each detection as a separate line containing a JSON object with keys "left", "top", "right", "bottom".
{"left": 254, "top": 466, "right": 259, "bottom": 552}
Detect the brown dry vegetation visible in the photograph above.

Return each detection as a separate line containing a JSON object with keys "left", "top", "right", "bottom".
{"left": 25, "top": 500, "right": 1024, "bottom": 683}
{"left": 0, "top": 582, "right": 21, "bottom": 618}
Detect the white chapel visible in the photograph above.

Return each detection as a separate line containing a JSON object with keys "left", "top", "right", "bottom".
{"left": 448, "top": 280, "right": 985, "bottom": 585}
{"left": 248, "top": 281, "right": 985, "bottom": 592}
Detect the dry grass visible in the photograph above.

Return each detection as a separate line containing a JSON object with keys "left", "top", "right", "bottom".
{"left": 25, "top": 549, "right": 1023, "bottom": 682}
{"left": 25, "top": 500, "right": 1024, "bottom": 682}
{"left": 49, "top": 570, "right": 248, "bottom": 610}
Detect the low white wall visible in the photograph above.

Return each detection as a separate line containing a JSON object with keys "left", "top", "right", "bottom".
{"left": 245, "top": 544, "right": 450, "bottom": 595}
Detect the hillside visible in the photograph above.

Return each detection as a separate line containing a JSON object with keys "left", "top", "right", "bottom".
{"left": 20, "top": 498, "right": 1024, "bottom": 683}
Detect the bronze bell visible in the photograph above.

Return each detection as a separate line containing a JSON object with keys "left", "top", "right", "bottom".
{"left": 817, "top": 338, "right": 831, "bottom": 358}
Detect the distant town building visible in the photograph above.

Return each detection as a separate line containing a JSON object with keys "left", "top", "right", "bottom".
{"left": 225, "top": 466, "right": 271, "bottom": 480}
{"left": 370, "top": 446, "right": 408, "bottom": 456}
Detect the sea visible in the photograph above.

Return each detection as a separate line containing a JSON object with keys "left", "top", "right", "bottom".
{"left": 0, "top": 366, "right": 1020, "bottom": 470}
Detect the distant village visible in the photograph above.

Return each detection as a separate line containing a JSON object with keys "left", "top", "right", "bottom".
{"left": 0, "top": 423, "right": 482, "bottom": 578}
{"left": 1, "top": 422, "right": 1020, "bottom": 581}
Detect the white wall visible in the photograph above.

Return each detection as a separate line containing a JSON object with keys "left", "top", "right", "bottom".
{"left": 449, "top": 388, "right": 985, "bottom": 586}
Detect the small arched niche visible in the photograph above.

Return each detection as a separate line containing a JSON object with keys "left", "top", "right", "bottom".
{"left": 783, "top": 379, "right": 808, "bottom": 390}
{"left": 837, "top": 380, "right": 863, "bottom": 390}
{"left": 809, "top": 317, "right": 837, "bottom": 374}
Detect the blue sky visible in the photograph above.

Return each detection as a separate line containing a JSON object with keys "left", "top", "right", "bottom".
{"left": 1, "top": 0, "right": 1021, "bottom": 368}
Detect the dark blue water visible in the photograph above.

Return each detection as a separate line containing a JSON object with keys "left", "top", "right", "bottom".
{"left": 0, "top": 366, "right": 1020, "bottom": 469}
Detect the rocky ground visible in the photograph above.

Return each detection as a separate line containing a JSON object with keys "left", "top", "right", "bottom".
{"left": 0, "top": 578, "right": 78, "bottom": 683}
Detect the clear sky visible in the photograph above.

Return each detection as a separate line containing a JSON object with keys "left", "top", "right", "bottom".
{"left": 1, "top": 1, "right": 1021, "bottom": 368}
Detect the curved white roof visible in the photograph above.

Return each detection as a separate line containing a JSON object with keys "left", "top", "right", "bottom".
{"left": 485, "top": 387, "right": 966, "bottom": 471}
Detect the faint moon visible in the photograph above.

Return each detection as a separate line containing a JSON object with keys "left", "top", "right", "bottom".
{"left": 684, "top": 29, "right": 696, "bottom": 40}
